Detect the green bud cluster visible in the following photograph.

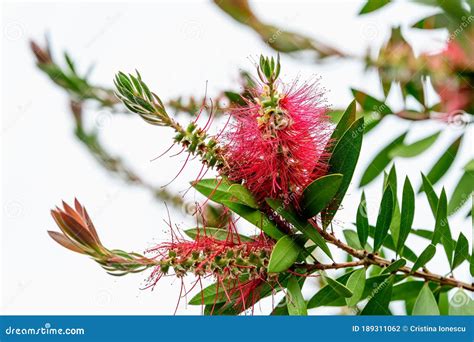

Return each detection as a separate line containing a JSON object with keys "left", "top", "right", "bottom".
{"left": 174, "top": 122, "right": 224, "bottom": 169}
{"left": 158, "top": 245, "right": 272, "bottom": 280}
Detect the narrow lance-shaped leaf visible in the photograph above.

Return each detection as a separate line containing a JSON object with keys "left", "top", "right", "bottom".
{"left": 359, "top": 0, "right": 391, "bottom": 14}
{"left": 373, "top": 186, "right": 394, "bottom": 252}
{"left": 266, "top": 198, "right": 333, "bottom": 259}
{"left": 268, "top": 235, "right": 302, "bottom": 273}
{"left": 389, "top": 131, "right": 440, "bottom": 158}
{"left": 448, "top": 160, "right": 474, "bottom": 215}
{"left": 421, "top": 173, "right": 439, "bottom": 216}
{"left": 359, "top": 131, "right": 407, "bottom": 187}
{"left": 356, "top": 192, "right": 369, "bottom": 247}
{"left": 301, "top": 174, "right": 343, "bottom": 219}
{"left": 322, "top": 118, "right": 364, "bottom": 227}
{"left": 382, "top": 259, "right": 406, "bottom": 274}
{"left": 351, "top": 89, "right": 393, "bottom": 115}
{"left": 286, "top": 276, "right": 307, "bottom": 315}
{"left": 345, "top": 268, "right": 366, "bottom": 306}
{"left": 412, "top": 244, "right": 436, "bottom": 272}
{"left": 397, "top": 177, "right": 415, "bottom": 255}
{"left": 412, "top": 283, "right": 440, "bottom": 315}
{"left": 360, "top": 275, "right": 394, "bottom": 315}
{"left": 419, "top": 136, "right": 462, "bottom": 192}
{"left": 452, "top": 233, "right": 469, "bottom": 270}
{"left": 322, "top": 273, "right": 353, "bottom": 298}
{"left": 327, "top": 100, "right": 356, "bottom": 151}
{"left": 432, "top": 189, "right": 448, "bottom": 245}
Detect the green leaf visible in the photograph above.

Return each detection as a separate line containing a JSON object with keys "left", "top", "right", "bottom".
{"left": 389, "top": 131, "right": 440, "bottom": 158}
{"left": 222, "top": 201, "right": 284, "bottom": 240}
{"left": 268, "top": 235, "right": 302, "bottom": 273}
{"left": 301, "top": 174, "right": 343, "bottom": 218}
{"left": 420, "top": 136, "right": 462, "bottom": 191}
{"left": 392, "top": 281, "right": 424, "bottom": 301}
{"left": 184, "top": 227, "right": 253, "bottom": 243}
{"left": 356, "top": 192, "right": 369, "bottom": 247}
{"left": 412, "top": 283, "right": 440, "bottom": 315}
{"left": 412, "top": 13, "right": 452, "bottom": 29}
{"left": 360, "top": 131, "right": 407, "bottom": 186}
{"left": 343, "top": 229, "right": 363, "bottom": 250}
{"left": 266, "top": 198, "right": 333, "bottom": 259}
{"left": 322, "top": 273, "right": 353, "bottom": 298}
{"left": 373, "top": 186, "right": 394, "bottom": 252}
{"left": 227, "top": 184, "right": 258, "bottom": 208}
{"left": 307, "top": 271, "right": 355, "bottom": 308}
{"left": 449, "top": 289, "right": 474, "bottom": 315}
{"left": 328, "top": 100, "right": 356, "bottom": 150}
{"left": 412, "top": 244, "right": 436, "bottom": 272}
{"left": 224, "top": 91, "right": 246, "bottom": 106}
{"left": 286, "top": 276, "right": 307, "bottom": 315}
{"left": 346, "top": 268, "right": 366, "bottom": 306}
{"left": 322, "top": 119, "right": 364, "bottom": 227}
{"left": 448, "top": 164, "right": 474, "bottom": 215}
{"left": 382, "top": 259, "right": 406, "bottom": 274}
{"left": 359, "top": 0, "right": 391, "bottom": 14}
{"left": 188, "top": 282, "right": 229, "bottom": 305}
{"left": 361, "top": 275, "right": 394, "bottom": 315}
{"left": 368, "top": 225, "right": 418, "bottom": 262}
{"left": 421, "top": 173, "right": 439, "bottom": 216}
{"left": 351, "top": 89, "right": 392, "bottom": 115}
{"left": 192, "top": 178, "right": 232, "bottom": 202}
{"left": 397, "top": 177, "right": 415, "bottom": 255}
{"left": 432, "top": 189, "right": 448, "bottom": 245}
{"left": 452, "top": 233, "right": 469, "bottom": 270}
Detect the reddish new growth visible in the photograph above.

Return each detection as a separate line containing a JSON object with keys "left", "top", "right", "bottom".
{"left": 223, "top": 79, "right": 331, "bottom": 204}
{"left": 146, "top": 225, "right": 275, "bottom": 312}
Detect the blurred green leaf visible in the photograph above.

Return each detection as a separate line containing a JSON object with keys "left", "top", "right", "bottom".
{"left": 412, "top": 13, "right": 452, "bottom": 29}
{"left": 448, "top": 161, "right": 474, "bottom": 215}
{"left": 389, "top": 131, "right": 440, "bottom": 158}
{"left": 351, "top": 89, "right": 393, "bottom": 115}
{"left": 301, "top": 174, "right": 343, "bottom": 218}
{"left": 359, "top": 0, "right": 391, "bottom": 14}
{"left": 360, "top": 131, "right": 407, "bottom": 186}
{"left": 432, "top": 189, "right": 448, "bottom": 245}
{"left": 420, "top": 136, "right": 462, "bottom": 192}
{"left": 328, "top": 100, "right": 356, "bottom": 151}
{"left": 412, "top": 283, "right": 440, "bottom": 315}
{"left": 268, "top": 235, "right": 302, "bottom": 273}
{"left": 184, "top": 227, "right": 253, "bottom": 242}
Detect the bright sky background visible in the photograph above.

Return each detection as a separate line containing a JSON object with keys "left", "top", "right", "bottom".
{"left": 2, "top": 0, "right": 472, "bottom": 315}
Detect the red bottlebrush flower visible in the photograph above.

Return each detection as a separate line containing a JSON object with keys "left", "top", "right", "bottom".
{"left": 222, "top": 78, "right": 331, "bottom": 204}
{"left": 146, "top": 227, "right": 275, "bottom": 312}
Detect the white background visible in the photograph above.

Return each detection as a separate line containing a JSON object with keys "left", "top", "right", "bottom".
{"left": 1, "top": 0, "right": 472, "bottom": 315}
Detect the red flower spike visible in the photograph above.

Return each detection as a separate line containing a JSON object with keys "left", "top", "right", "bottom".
{"left": 222, "top": 79, "right": 331, "bottom": 204}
